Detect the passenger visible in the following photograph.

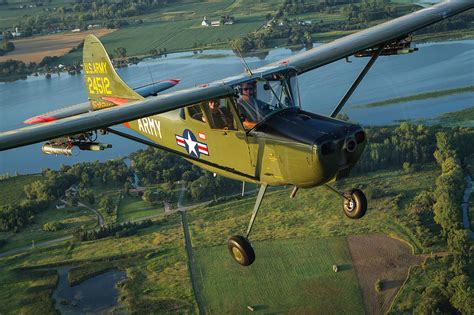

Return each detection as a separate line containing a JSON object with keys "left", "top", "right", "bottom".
{"left": 206, "top": 99, "right": 233, "bottom": 129}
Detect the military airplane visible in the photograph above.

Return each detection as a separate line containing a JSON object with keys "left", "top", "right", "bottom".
{"left": 0, "top": 0, "right": 472, "bottom": 266}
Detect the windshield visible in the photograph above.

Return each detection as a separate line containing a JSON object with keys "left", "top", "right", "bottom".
{"left": 234, "top": 74, "right": 299, "bottom": 130}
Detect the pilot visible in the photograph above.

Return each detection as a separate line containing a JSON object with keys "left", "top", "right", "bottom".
{"left": 206, "top": 99, "right": 233, "bottom": 129}
{"left": 236, "top": 82, "right": 269, "bottom": 129}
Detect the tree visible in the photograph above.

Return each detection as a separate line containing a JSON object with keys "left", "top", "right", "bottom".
{"left": 142, "top": 189, "right": 159, "bottom": 206}
{"left": 99, "top": 196, "right": 114, "bottom": 215}
{"left": 447, "top": 229, "right": 470, "bottom": 258}
{"left": 78, "top": 188, "right": 95, "bottom": 204}
{"left": 448, "top": 275, "right": 474, "bottom": 315}
{"left": 114, "top": 47, "right": 127, "bottom": 58}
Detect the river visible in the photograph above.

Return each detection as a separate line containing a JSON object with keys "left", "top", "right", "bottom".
{"left": 0, "top": 40, "right": 473, "bottom": 174}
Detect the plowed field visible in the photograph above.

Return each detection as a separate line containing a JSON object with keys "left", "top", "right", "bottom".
{"left": 0, "top": 29, "right": 115, "bottom": 63}
{"left": 347, "top": 234, "right": 425, "bottom": 315}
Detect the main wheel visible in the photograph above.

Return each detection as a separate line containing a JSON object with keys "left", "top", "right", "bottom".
{"left": 227, "top": 235, "right": 255, "bottom": 266}
{"left": 343, "top": 189, "right": 367, "bottom": 219}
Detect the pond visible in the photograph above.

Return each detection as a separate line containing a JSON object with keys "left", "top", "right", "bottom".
{"left": 53, "top": 266, "right": 127, "bottom": 314}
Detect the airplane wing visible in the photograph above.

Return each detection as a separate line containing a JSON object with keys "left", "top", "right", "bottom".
{"left": 265, "top": 0, "right": 474, "bottom": 74}
{"left": 0, "top": 83, "right": 233, "bottom": 151}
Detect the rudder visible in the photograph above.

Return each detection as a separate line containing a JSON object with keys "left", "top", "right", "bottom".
{"left": 82, "top": 35, "right": 143, "bottom": 110}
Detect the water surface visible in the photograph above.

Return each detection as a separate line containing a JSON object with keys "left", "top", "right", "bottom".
{"left": 53, "top": 266, "right": 126, "bottom": 314}
{"left": 0, "top": 40, "right": 473, "bottom": 174}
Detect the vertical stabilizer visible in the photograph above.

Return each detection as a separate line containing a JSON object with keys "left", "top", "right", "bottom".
{"left": 82, "top": 35, "right": 144, "bottom": 110}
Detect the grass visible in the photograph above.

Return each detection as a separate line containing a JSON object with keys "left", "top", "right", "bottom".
{"left": 0, "top": 174, "right": 44, "bottom": 206}
{"left": 436, "top": 106, "right": 474, "bottom": 126}
{"left": 0, "top": 205, "right": 96, "bottom": 252}
{"left": 354, "top": 86, "right": 474, "bottom": 109}
{"left": 388, "top": 256, "right": 445, "bottom": 314}
{"left": 413, "top": 28, "right": 474, "bottom": 42}
{"left": 0, "top": 263, "right": 58, "bottom": 315}
{"left": 194, "top": 237, "right": 364, "bottom": 314}
{"left": 117, "top": 195, "right": 163, "bottom": 222}
{"left": 188, "top": 164, "right": 439, "bottom": 253}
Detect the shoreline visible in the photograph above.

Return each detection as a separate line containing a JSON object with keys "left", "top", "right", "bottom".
{"left": 1, "top": 30, "right": 473, "bottom": 83}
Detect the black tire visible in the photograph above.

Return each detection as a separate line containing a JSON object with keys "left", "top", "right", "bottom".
{"left": 343, "top": 189, "right": 367, "bottom": 219}
{"left": 227, "top": 235, "right": 255, "bottom": 266}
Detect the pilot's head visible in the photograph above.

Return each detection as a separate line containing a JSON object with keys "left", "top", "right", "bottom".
{"left": 241, "top": 82, "right": 256, "bottom": 100}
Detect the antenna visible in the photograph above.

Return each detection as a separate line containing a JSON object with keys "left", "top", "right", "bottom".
{"left": 235, "top": 47, "right": 253, "bottom": 76}
{"left": 147, "top": 64, "right": 157, "bottom": 94}
{"left": 147, "top": 64, "right": 154, "bottom": 83}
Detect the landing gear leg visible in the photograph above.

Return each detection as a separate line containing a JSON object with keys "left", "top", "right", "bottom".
{"left": 325, "top": 184, "right": 367, "bottom": 219}
{"left": 228, "top": 184, "right": 268, "bottom": 266}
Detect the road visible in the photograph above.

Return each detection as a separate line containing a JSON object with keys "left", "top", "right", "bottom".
{"left": 78, "top": 201, "right": 105, "bottom": 227}
{"left": 0, "top": 235, "right": 73, "bottom": 258}
{"left": 178, "top": 181, "right": 205, "bottom": 312}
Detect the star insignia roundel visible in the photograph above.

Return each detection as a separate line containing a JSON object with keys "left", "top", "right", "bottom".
{"left": 176, "top": 129, "right": 209, "bottom": 158}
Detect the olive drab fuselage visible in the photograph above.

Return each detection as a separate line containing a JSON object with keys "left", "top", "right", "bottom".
{"left": 125, "top": 95, "right": 367, "bottom": 188}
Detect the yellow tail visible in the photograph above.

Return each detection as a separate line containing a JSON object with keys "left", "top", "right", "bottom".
{"left": 82, "top": 35, "right": 143, "bottom": 110}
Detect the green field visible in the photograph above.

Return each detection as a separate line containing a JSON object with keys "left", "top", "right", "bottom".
{"left": 436, "top": 106, "right": 474, "bottom": 127}
{"left": 0, "top": 175, "right": 44, "bottom": 206}
{"left": 118, "top": 195, "right": 164, "bottom": 222}
{"left": 188, "top": 164, "right": 439, "bottom": 253}
{"left": 0, "top": 205, "right": 96, "bottom": 252}
{"left": 194, "top": 237, "right": 364, "bottom": 314}
{"left": 354, "top": 86, "right": 474, "bottom": 109}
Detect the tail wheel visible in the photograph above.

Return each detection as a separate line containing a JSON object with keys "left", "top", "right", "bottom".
{"left": 227, "top": 235, "right": 255, "bottom": 266}
{"left": 343, "top": 189, "right": 367, "bottom": 219}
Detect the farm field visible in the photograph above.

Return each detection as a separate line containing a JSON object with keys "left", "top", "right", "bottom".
{"left": 194, "top": 237, "right": 364, "bottom": 314}
{"left": 0, "top": 28, "right": 115, "bottom": 63}
{"left": 118, "top": 196, "right": 164, "bottom": 222}
{"left": 347, "top": 234, "right": 425, "bottom": 315}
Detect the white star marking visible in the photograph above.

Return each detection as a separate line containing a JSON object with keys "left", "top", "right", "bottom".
{"left": 184, "top": 132, "right": 198, "bottom": 156}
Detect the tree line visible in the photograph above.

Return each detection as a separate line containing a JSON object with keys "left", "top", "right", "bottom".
{"left": 352, "top": 123, "right": 474, "bottom": 314}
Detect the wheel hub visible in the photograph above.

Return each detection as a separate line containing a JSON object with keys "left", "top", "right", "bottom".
{"left": 232, "top": 247, "right": 244, "bottom": 262}
{"left": 345, "top": 199, "right": 355, "bottom": 212}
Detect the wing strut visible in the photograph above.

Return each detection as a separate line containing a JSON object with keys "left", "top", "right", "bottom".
{"left": 330, "top": 43, "right": 385, "bottom": 118}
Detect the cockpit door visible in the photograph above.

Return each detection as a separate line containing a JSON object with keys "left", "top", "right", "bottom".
{"left": 185, "top": 99, "right": 255, "bottom": 177}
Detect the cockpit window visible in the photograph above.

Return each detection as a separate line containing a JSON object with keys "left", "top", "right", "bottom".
{"left": 187, "top": 104, "right": 205, "bottom": 122}
{"left": 235, "top": 74, "right": 299, "bottom": 130}
{"left": 203, "top": 98, "right": 236, "bottom": 130}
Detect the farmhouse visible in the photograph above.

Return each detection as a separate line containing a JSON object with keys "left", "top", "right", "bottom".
{"left": 201, "top": 17, "right": 209, "bottom": 27}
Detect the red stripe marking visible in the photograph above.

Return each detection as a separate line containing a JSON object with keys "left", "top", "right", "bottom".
{"left": 24, "top": 115, "right": 57, "bottom": 124}
{"left": 101, "top": 97, "right": 132, "bottom": 106}
{"left": 167, "top": 79, "right": 181, "bottom": 85}
{"left": 123, "top": 122, "right": 131, "bottom": 128}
